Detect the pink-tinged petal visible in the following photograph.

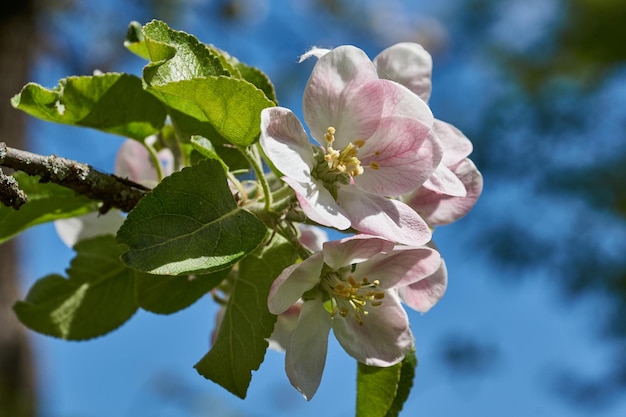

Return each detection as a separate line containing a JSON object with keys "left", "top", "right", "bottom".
{"left": 115, "top": 139, "right": 159, "bottom": 186}
{"left": 286, "top": 295, "right": 332, "bottom": 400}
{"left": 54, "top": 210, "right": 125, "bottom": 248}
{"left": 260, "top": 107, "right": 315, "bottom": 182}
{"left": 357, "top": 246, "right": 441, "bottom": 289}
{"left": 374, "top": 42, "right": 433, "bottom": 103}
{"left": 298, "top": 224, "right": 328, "bottom": 252}
{"left": 303, "top": 47, "right": 383, "bottom": 145}
{"left": 407, "top": 158, "right": 483, "bottom": 226}
{"left": 322, "top": 235, "right": 394, "bottom": 270}
{"left": 379, "top": 79, "right": 434, "bottom": 126}
{"left": 268, "top": 302, "right": 302, "bottom": 352}
{"left": 338, "top": 188, "right": 432, "bottom": 246}
{"left": 355, "top": 117, "right": 442, "bottom": 196}
{"left": 299, "top": 46, "right": 331, "bottom": 62}
{"left": 399, "top": 258, "right": 448, "bottom": 313}
{"left": 283, "top": 176, "right": 351, "bottom": 230}
{"left": 268, "top": 252, "right": 324, "bottom": 315}
{"left": 433, "top": 120, "right": 473, "bottom": 166}
{"left": 422, "top": 163, "right": 467, "bottom": 197}
{"left": 332, "top": 291, "right": 413, "bottom": 367}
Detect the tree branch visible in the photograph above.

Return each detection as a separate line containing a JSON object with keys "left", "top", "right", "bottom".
{"left": 0, "top": 142, "right": 148, "bottom": 212}
{"left": 0, "top": 168, "right": 28, "bottom": 210}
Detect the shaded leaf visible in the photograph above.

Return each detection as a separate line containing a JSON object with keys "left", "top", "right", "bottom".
{"left": 194, "top": 233, "right": 297, "bottom": 398}
{"left": 13, "top": 235, "right": 138, "bottom": 340}
{"left": 117, "top": 159, "right": 266, "bottom": 275}
{"left": 135, "top": 267, "right": 230, "bottom": 314}
{"left": 0, "top": 173, "right": 97, "bottom": 244}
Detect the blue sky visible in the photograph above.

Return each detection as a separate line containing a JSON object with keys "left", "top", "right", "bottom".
{"left": 13, "top": 1, "right": 626, "bottom": 416}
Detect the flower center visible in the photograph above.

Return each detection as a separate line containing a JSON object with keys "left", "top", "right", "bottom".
{"left": 321, "top": 267, "right": 385, "bottom": 326}
{"left": 323, "top": 127, "right": 365, "bottom": 177}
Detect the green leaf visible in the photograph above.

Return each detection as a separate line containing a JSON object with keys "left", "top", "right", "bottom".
{"left": 190, "top": 135, "right": 249, "bottom": 172}
{"left": 0, "top": 173, "right": 97, "bottom": 244}
{"left": 138, "top": 20, "right": 229, "bottom": 84}
{"left": 135, "top": 267, "right": 230, "bottom": 314}
{"left": 124, "top": 21, "right": 150, "bottom": 59}
{"left": 194, "top": 233, "right": 297, "bottom": 398}
{"left": 385, "top": 350, "right": 418, "bottom": 417}
{"left": 356, "top": 349, "right": 418, "bottom": 417}
{"left": 147, "top": 77, "right": 274, "bottom": 146}
{"left": 13, "top": 235, "right": 139, "bottom": 340}
{"left": 117, "top": 159, "right": 266, "bottom": 275}
{"left": 11, "top": 73, "right": 166, "bottom": 140}
{"left": 235, "top": 62, "right": 278, "bottom": 104}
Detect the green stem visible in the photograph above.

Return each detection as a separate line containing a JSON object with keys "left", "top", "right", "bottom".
{"left": 242, "top": 144, "right": 272, "bottom": 213}
{"left": 143, "top": 139, "right": 164, "bottom": 182}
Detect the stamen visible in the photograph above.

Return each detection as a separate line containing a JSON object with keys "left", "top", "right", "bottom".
{"left": 321, "top": 268, "right": 385, "bottom": 326}
{"left": 320, "top": 127, "right": 365, "bottom": 178}
{"left": 324, "top": 127, "right": 336, "bottom": 145}
{"left": 369, "top": 161, "right": 380, "bottom": 170}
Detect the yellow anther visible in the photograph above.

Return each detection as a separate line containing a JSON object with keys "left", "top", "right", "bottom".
{"left": 354, "top": 139, "right": 365, "bottom": 148}
{"left": 369, "top": 161, "right": 380, "bottom": 170}
{"left": 325, "top": 127, "right": 336, "bottom": 144}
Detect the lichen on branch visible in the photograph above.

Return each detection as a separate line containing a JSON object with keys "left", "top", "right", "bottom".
{"left": 0, "top": 141, "right": 148, "bottom": 212}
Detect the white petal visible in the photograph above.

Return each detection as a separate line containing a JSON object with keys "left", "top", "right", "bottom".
{"left": 333, "top": 291, "right": 413, "bottom": 367}
{"left": 286, "top": 296, "right": 332, "bottom": 400}
{"left": 54, "top": 210, "right": 125, "bottom": 248}
{"left": 338, "top": 188, "right": 431, "bottom": 246}
{"left": 283, "top": 177, "right": 351, "bottom": 230}
{"left": 422, "top": 163, "right": 467, "bottom": 197}
{"left": 268, "top": 252, "right": 324, "bottom": 315}
{"left": 433, "top": 120, "right": 473, "bottom": 166}
{"left": 299, "top": 47, "right": 331, "bottom": 62}
{"left": 399, "top": 258, "right": 448, "bottom": 313}
{"left": 374, "top": 42, "right": 433, "bottom": 103}
{"left": 260, "top": 107, "right": 315, "bottom": 182}
{"left": 355, "top": 117, "right": 441, "bottom": 196}
{"left": 303, "top": 46, "right": 382, "bottom": 145}
{"left": 358, "top": 246, "right": 441, "bottom": 290}
{"left": 322, "top": 235, "right": 394, "bottom": 270}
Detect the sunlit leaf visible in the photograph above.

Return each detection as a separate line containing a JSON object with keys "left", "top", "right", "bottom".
{"left": 147, "top": 77, "right": 274, "bottom": 146}
{"left": 117, "top": 159, "right": 266, "bottom": 275}
{"left": 13, "top": 235, "right": 139, "bottom": 340}
{"left": 385, "top": 349, "right": 418, "bottom": 417}
{"left": 194, "top": 233, "right": 297, "bottom": 398}
{"left": 135, "top": 19, "right": 229, "bottom": 83}
{"left": 11, "top": 73, "right": 166, "bottom": 140}
{"left": 356, "top": 361, "right": 402, "bottom": 417}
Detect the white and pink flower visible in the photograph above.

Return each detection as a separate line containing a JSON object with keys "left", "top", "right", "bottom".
{"left": 260, "top": 45, "right": 443, "bottom": 246}
{"left": 267, "top": 235, "right": 442, "bottom": 399}
{"left": 373, "top": 42, "right": 483, "bottom": 225}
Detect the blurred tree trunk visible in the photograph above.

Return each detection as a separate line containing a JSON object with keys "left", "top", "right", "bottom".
{"left": 0, "top": 1, "right": 37, "bottom": 416}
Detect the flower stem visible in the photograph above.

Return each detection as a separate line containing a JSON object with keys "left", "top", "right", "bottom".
{"left": 242, "top": 144, "right": 272, "bottom": 213}
{"left": 143, "top": 139, "right": 164, "bottom": 182}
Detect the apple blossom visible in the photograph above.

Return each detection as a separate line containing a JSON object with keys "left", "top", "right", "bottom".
{"left": 268, "top": 235, "right": 442, "bottom": 399}
{"left": 373, "top": 42, "right": 483, "bottom": 225}
{"left": 260, "top": 45, "right": 443, "bottom": 246}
